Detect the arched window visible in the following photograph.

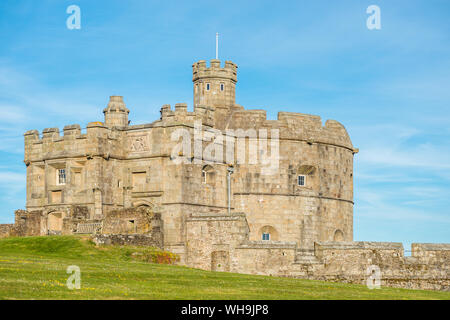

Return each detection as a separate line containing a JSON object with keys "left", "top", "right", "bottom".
{"left": 296, "top": 165, "right": 316, "bottom": 187}
{"left": 258, "top": 225, "right": 279, "bottom": 241}
{"left": 202, "top": 165, "right": 215, "bottom": 185}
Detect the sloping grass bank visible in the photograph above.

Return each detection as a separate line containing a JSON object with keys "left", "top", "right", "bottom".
{"left": 0, "top": 236, "right": 449, "bottom": 300}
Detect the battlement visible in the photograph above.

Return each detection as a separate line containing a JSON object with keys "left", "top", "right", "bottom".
{"left": 192, "top": 59, "right": 237, "bottom": 82}
{"left": 22, "top": 121, "right": 126, "bottom": 164}
{"left": 24, "top": 124, "right": 108, "bottom": 145}
{"left": 63, "top": 124, "right": 82, "bottom": 137}
{"left": 158, "top": 103, "right": 355, "bottom": 150}
{"left": 160, "top": 103, "right": 193, "bottom": 120}
{"left": 227, "top": 109, "right": 355, "bottom": 150}
{"left": 160, "top": 103, "right": 215, "bottom": 127}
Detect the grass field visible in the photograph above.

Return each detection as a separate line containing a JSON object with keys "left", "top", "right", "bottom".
{"left": 0, "top": 236, "right": 448, "bottom": 300}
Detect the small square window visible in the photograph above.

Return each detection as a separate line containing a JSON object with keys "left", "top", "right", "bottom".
{"left": 262, "top": 233, "right": 270, "bottom": 241}
{"left": 298, "top": 175, "right": 306, "bottom": 186}
{"left": 57, "top": 169, "right": 66, "bottom": 185}
{"left": 206, "top": 83, "right": 210, "bottom": 91}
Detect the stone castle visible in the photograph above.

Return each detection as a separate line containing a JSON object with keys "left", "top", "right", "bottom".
{"left": 0, "top": 58, "right": 448, "bottom": 291}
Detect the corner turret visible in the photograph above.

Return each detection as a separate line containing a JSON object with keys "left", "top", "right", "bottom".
{"left": 103, "top": 96, "right": 130, "bottom": 127}
{"left": 192, "top": 59, "right": 237, "bottom": 110}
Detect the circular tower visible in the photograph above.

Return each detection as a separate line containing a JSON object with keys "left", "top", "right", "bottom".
{"left": 192, "top": 59, "right": 238, "bottom": 124}
{"left": 103, "top": 96, "right": 129, "bottom": 127}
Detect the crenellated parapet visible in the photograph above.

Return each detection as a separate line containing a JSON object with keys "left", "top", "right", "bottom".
{"left": 227, "top": 110, "right": 355, "bottom": 151}
{"left": 42, "top": 128, "right": 60, "bottom": 141}
{"left": 23, "top": 122, "right": 127, "bottom": 163}
{"left": 192, "top": 59, "right": 237, "bottom": 83}
{"left": 159, "top": 103, "right": 215, "bottom": 127}
{"left": 159, "top": 103, "right": 195, "bottom": 123}
{"left": 63, "top": 124, "right": 81, "bottom": 138}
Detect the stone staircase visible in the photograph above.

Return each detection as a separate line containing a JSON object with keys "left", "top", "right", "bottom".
{"left": 288, "top": 249, "right": 324, "bottom": 278}
{"left": 294, "top": 249, "right": 321, "bottom": 264}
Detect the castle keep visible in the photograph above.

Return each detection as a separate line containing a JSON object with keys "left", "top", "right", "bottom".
{"left": 1, "top": 59, "right": 448, "bottom": 291}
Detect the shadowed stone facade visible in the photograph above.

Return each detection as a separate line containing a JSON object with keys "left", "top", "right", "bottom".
{"left": 2, "top": 59, "right": 449, "bottom": 291}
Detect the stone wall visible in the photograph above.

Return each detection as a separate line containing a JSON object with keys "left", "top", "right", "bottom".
{"left": 62, "top": 206, "right": 91, "bottom": 235}
{"left": 234, "top": 241, "right": 297, "bottom": 276}
{"left": 185, "top": 212, "right": 250, "bottom": 271}
{"left": 183, "top": 212, "right": 449, "bottom": 291}
{"left": 0, "top": 224, "right": 13, "bottom": 238}
{"left": 12, "top": 209, "right": 43, "bottom": 236}
{"left": 92, "top": 233, "right": 163, "bottom": 249}
{"left": 290, "top": 242, "right": 450, "bottom": 291}
{"left": 102, "top": 206, "right": 162, "bottom": 235}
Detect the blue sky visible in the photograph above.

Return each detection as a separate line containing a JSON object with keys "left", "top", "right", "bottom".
{"left": 0, "top": 0, "right": 449, "bottom": 249}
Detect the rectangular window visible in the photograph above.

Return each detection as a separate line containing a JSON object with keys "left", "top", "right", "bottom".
{"left": 298, "top": 175, "right": 306, "bottom": 186}
{"left": 206, "top": 83, "right": 210, "bottom": 91}
{"left": 262, "top": 233, "right": 270, "bottom": 241}
{"left": 202, "top": 170, "right": 207, "bottom": 184}
{"left": 220, "top": 83, "right": 224, "bottom": 91}
{"left": 57, "top": 169, "right": 66, "bottom": 185}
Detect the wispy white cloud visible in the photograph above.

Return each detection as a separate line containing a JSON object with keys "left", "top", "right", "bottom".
{"left": 0, "top": 171, "right": 25, "bottom": 184}
{"left": 0, "top": 65, "right": 101, "bottom": 126}
{"left": 356, "top": 187, "right": 450, "bottom": 224}
{"left": 358, "top": 145, "right": 450, "bottom": 170}
{"left": 0, "top": 105, "right": 28, "bottom": 123}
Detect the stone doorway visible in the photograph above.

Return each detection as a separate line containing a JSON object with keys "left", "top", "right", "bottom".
{"left": 47, "top": 212, "right": 63, "bottom": 235}
{"left": 211, "top": 251, "right": 230, "bottom": 272}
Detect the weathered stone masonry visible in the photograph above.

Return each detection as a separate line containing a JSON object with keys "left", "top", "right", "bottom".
{"left": 1, "top": 58, "right": 448, "bottom": 290}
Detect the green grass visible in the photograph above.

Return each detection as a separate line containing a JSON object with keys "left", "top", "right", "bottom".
{"left": 0, "top": 236, "right": 449, "bottom": 300}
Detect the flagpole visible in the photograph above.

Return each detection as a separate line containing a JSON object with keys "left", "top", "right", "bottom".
{"left": 216, "top": 33, "right": 219, "bottom": 59}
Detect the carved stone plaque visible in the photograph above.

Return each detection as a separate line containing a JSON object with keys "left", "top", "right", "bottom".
{"left": 128, "top": 134, "right": 150, "bottom": 153}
